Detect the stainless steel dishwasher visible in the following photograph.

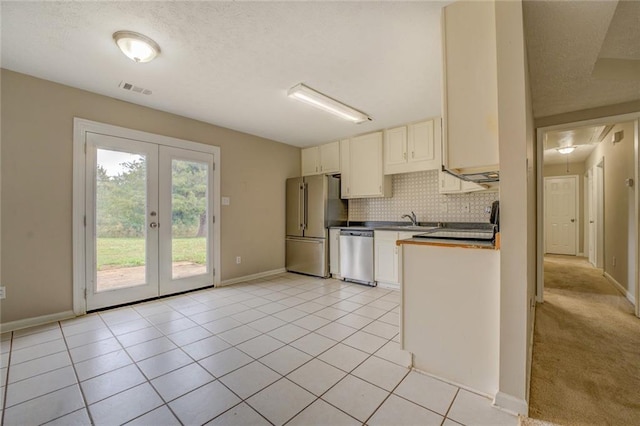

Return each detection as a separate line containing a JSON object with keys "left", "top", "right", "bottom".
{"left": 339, "top": 229, "right": 375, "bottom": 286}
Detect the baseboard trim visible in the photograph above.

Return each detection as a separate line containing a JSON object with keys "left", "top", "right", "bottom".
{"left": 493, "top": 391, "right": 529, "bottom": 416}
{"left": 0, "top": 310, "right": 76, "bottom": 333}
{"left": 526, "top": 299, "right": 536, "bottom": 406}
{"left": 219, "top": 268, "right": 286, "bottom": 287}
{"left": 411, "top": 366, "right": 493, "bottom": 399}
{"left": 604, "top": 272, "right": 635, "bottom": 305}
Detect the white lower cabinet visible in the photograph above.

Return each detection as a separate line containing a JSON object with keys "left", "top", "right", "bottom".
{"left": 374, "top": 230, "right": 422, "bottom": 289}
{"left": 329, "top": 228, "right": 341, "bottom": 277}
{"left": 375, "top": 231, "right": 399, "bottom": 288}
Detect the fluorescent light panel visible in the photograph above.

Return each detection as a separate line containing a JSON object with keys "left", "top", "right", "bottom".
{"left": 288, "top": 83, "right": 371, "bottom": 124}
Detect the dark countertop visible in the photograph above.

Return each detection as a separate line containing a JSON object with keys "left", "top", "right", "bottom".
{"left": 330, "top": 221, "right": 495, "bottom": 232}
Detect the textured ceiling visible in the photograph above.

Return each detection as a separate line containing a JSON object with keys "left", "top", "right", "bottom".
{"left": 523, "top": 0, "right": 640, "bottom": 119}
{"left": 0, "top": 1, "right": 446, "bottom": 147}
{"left": 4, "top": 1, "right": 637, "bottom": 147}
{"left": 543, "top": 125, "right": 611, "bottom": 165}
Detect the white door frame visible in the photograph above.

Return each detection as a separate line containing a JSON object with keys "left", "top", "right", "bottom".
{"left": 543, "top": 175, "right": 579, "bottom": 255}
{"left": 73, "top": 118, "right": 221, "bottom": 315}
{"left": 536, "top": 112, "right": 640, "bottom": 318}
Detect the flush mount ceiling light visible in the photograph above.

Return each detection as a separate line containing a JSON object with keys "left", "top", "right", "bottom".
{"left": 113, "top": 31, "right": 161, "bottom": 63}
{"left": 288, "top": 83, "right": 371, "bottom": 124}
{"left": 557, "top": 146, "right": 576, "bottom": 154}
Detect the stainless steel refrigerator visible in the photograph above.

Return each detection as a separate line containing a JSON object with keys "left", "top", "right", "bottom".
{"left": 286, "top": 175, "right": 347, "bottom": 277}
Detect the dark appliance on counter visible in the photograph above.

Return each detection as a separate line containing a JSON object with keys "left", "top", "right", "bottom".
{"left": 490, "top": 200, "right": 499, "bottom": 230}
{"left": 285, "top": 175, "right": 347, "bottom": 278}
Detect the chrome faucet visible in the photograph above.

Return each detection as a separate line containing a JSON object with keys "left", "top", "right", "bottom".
{"left": 401, "top": 211, "right": 418, "bottom": 226}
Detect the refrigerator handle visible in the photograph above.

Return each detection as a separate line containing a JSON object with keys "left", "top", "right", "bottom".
{"left": 299, "top": 183, "right": 305, "bottom": 231}
{"left": 303, "top": 182, "right": 308, "bottom": 230}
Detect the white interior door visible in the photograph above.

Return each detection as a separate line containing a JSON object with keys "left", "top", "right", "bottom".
{"left": 595, "top": 161, "right": 605, "bottom": 268}
{"left": 85, "top": 135, "right": 215, "bottom": 310}
{"left": 588, "top": 169, "right": 596, "bottom": 265}
{"left": 159, "top": 147, "right": 214, "bottom": 296}
{"left": 545, "top": 176, "right": 578, "bottom": 255}
{"left": 85, "top": 133, "right": 159, "bottom": 310}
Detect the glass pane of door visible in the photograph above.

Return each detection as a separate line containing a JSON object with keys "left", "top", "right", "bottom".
{"left": 96, "top": 149, "right": 148, "bottom": 291}
{"left": 85, "top": 132, "right": 159, "bottom": 311}
{"left": 158, "top": 146, "right": 214, "bottom": 295}
{"left": 170, "top": 159, "right": 208, "bottom": 279}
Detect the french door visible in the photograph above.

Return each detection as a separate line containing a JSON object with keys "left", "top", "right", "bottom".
{"left": 85, "top": 132, "right": 214, "bottom": 310}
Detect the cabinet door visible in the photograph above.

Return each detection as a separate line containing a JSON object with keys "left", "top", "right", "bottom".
{"left": 442, "top": 0, "right": 499, "bottom": 172}
{"left": 384, "top": 127, "right": 407, "bottom": 173}
{"left": 439, "top": 171, "right": 461, "bottom": 193}
{"left": 320, "top": 141, "right": 340, "bottom": 174}
{"left": 374, "top": 232, "right": 399, "bottom": 284}
{"left": 439, "top": 171, "right": 486, "bottom": 194}
{"left": 329, "top": 228, "right": 341, "bottom": 275}
{"left": 350, "top": 132, "right": 384, "bottom": 197}
{"left": 340, "top": 139, "right": 351, "bottom": 198}
{"left": 301, "top": 147, "right": 319, "bottom": 176}
{"left": 409, "top": 120, "right": 437, "bottom": 166}
{"left": 461, "top": 179, "right": 486, "bottom": 192}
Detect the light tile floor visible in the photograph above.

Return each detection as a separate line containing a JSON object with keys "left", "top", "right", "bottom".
{"left": 0, "top": 273, "right": 517, "bottom": 425}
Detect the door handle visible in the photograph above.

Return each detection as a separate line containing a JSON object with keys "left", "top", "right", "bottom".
{"left": 150, "top": 222, "right": 159, "bottom": 228}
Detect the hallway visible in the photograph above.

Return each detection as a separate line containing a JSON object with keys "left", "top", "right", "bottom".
{"left": 529, "top": 255, "right": 640, "bottom": 425}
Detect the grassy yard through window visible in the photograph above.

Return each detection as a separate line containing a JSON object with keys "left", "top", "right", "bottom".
{"left": 97, "top": 237, "right": 206, "bottom": 269}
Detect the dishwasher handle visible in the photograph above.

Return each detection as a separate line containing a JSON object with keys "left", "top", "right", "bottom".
{"left": 340, "top": 230, "right": 374, "bottom": 238}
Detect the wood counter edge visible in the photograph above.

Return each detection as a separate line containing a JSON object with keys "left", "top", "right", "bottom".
{"left": 396, "top": 232, "right": 500, "bottom": 250}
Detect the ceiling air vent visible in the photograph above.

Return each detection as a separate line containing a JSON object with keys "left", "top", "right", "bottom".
{"left": 118, "top": 81, "right": 152, "bottom": 95}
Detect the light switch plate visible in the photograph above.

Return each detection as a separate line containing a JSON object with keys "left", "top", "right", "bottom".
{"left": 222, "top": 197, "right": 230, "bottom": 206}
{"left": 0, "top": 286, "right": 5, "bottom": 299}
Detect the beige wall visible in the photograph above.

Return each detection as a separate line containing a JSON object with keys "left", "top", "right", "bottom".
{"left": 585, "top": 121, "right": 635, "bottom": 293}
{"left": 543, "top": 162, "right": 586, "bottom": 253}
{"left": 0, "top": 69, "right": 300, "bottom": 324}
{"left": 495, "top": 0, "right": 535, "bottom": 413}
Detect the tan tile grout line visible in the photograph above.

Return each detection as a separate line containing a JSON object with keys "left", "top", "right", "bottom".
{"left": 1, "top": 333, "right": 13, "bottom": 425}
{"left": 4, "top": 275, "right": 402, "bottom": 425}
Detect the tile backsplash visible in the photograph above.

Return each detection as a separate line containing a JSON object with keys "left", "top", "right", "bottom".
{"left": 348, "top": 170, "right": 499, "bottom": 223}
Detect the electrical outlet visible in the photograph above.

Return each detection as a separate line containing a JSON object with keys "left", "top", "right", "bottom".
{"left": 0, "top": 286, "right": 5, "bottom": 299}
{"left": 236, "top": 256, "right": 241, "bottom": 264}
{"left": 462, "top": 202, "right": 470, "bottom": 213}
{"left": 485, "top": 206, "right": 492, "bottom": 214}
{"left": 441, "top": 203, "right": 448, "bottom": 213}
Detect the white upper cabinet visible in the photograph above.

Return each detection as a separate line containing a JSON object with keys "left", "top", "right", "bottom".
{"left": 441, "top": 1, "right": 499, "bottom": 175}
{"left": 438, "top": 171, "right": 486, "bottom": 194}
{"left": 384, "top": 119, "right": 441, "bottom": 175}
{"left": 301, "top": 141, "right": 340, "bottom": 176}
{"left": 341, "top": 132, "right": 391, "bottom": 199}
{"left": 301, "top": 146, "right": 320, "bottom": 176}
{"left": 319, "top": 141, "right": 340, "bottom": 174}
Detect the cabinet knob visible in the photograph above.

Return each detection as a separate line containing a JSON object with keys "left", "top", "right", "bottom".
{"left": 320, "top": 165, "right": 323, "bottom": 172}
{"left": 403, "top": 152, "right": 407, "bottom": 160}
{"left": 412, "top": 151, "right": 415, "bottom": 158}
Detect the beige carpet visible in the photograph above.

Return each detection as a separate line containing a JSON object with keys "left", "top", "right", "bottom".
{"left": 528, "top": 255, "right": 640, "bottom": 425}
